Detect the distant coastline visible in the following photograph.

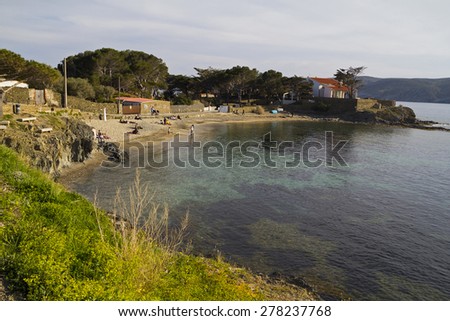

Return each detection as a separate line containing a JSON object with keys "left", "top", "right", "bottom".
{"left": 359, "top": 76, "right": 450, "bottom": 104}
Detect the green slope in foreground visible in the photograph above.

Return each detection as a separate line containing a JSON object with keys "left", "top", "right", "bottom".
{"left": 0, "top": 145, "right": 315, "bottom": 301}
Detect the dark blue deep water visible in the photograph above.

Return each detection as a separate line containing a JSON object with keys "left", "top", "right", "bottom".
{"left": 70, "top": 102, "right": 450, "bottom": 300}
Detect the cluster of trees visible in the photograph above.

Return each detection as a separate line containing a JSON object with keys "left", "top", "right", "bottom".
{"left": 60, "top": 48, "right": 168, "bottom": 101}
{"left": 0, "top": 49, "right": 61, "bottom": 89}
{"left": 1, "top": 48, "right": 365, "bottom": 107}
{"left": 1, "top": 48, "right": 313, "bottom": 105}
{"left": 0, "top": 49, "right": 62, "bottom": 116}
{"left": 63, "top": 48, "right": 313, "bottom": 105}
{"left": 0, "top": 48, "right": 169, "bottom": 103}
{"left": 167, "top": 67, "right": 312, "bottom": 106}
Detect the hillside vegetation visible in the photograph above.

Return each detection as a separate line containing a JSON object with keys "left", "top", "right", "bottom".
{"left": 359, "top": 76, "right": 450, "bottom": 103}
{"left": 0, "top": 145, "right": 315, "bottom": 300}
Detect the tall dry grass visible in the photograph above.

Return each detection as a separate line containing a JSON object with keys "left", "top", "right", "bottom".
{"left": 112, "top": 170, "right": 189, "bottom": 252}
{"left": 105, "top": 170, "right": 189, "bottom": 289}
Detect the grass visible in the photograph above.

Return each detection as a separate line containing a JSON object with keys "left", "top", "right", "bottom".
{"left": 0, "top": 144, "right": 315, "bottom": 301}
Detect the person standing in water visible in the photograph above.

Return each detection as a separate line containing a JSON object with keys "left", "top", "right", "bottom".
{"left": 188, "top": 124, "right": 195, "bottom": 145}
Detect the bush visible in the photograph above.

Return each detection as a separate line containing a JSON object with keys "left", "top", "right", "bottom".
{"left": 94, "top": 85, "right": 116, "bottom": 103}
{"left": 66, "top": 78, "right": 95, "bottom": 100}
{"left": 255, "top": 106, "right": 265, "bottom": 114}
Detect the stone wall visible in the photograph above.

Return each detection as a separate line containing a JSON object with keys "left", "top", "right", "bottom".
{"left": 4, "top": 88, "right": 29, "bottom": 104}
{"left": 67, "top": 96, "right": 117, "bottom": 114}
{"left": 44, "top": 89, "right": 61, "bottom": 107}
{"left": 170, "top": 101, "right": 205, "bottom": 113}
{"left": 230, "top": 106, "right": 259, "bottom": 113}
{"left": 284, "top": 97, "right": 396, "bottom": 115}
{"left": 284, "top": 98, "right": 356, "bottom": 115}
{"left": 143, "top": 100, "right": 171, "bottom": 114}
{"left": 5, "top": 88, "right": 62, "bottom": 107}
{"left": 355, "top": 98, "right": 396, "bottom": 111}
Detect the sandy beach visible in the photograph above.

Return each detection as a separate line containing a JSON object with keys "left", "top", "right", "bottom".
{"left": 57, "top": 111, "right": 317, "bottom": 183}
{"left": 86, "top": 112, "right": 315, "bottom": 145}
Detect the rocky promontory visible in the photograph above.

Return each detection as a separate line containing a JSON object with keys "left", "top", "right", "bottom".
{"left": 0, "top": 114, "right": 94, "bottom": 176}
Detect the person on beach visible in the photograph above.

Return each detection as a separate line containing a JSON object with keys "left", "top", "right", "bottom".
{"left": 132, "top": 123, "right": 139, "bottom": 134}
{"left": 97, "top": 130, "right": 105, "bottom": 144}
{"left": 189, "top": 124, "right": 195, "bottom": 136}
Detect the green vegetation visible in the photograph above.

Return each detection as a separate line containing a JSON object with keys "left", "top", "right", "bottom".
{"left": 60, "top": 48, "right": 168, "bottom": 100}
{"left": 0, "top": 145, "right": 314, "bottom": 300}
{"left": 0, "top": 49, "right": 61, "bottom": 90}
{"left": 168, "top": 67, "right": 312, "bottom": 107}
{"left": 2, "top": 48, "right": 313, "bottom": 108}
{"left": 334, "top": 66, "right": 366, "bottom": 99}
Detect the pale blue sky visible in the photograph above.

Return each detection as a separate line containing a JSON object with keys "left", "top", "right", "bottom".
{"left": 1, "top": 0, "right": 449, "bottom": 78}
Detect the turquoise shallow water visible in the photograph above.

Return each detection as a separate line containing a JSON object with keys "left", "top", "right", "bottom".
{"left": 70, "top": 102, "right": 450, "bottom": 300}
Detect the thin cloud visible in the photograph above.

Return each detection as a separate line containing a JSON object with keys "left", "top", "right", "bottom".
{"left": 1, "top": 0, "right": 449, "bottom": 78}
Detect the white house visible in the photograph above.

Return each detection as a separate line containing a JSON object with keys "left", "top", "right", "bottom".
{"left": 309, "top": 77, "right": 349, "bottom": 99}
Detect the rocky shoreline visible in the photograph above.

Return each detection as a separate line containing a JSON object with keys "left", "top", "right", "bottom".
{"left": 2, "top": 107, "right": 448, "bottom": 179}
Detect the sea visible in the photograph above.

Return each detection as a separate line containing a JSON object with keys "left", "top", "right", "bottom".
{"left": 68, "top": 101, "right": 450, "bottom": 300}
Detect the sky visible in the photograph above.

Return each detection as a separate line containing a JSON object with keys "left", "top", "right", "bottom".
{"left": 1, "top": 0, "right": 450, "bottom": 78}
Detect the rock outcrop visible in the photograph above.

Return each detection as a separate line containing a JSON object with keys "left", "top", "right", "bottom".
{"left": 340, "top": 106, "right": 417, "bottom": 124}
{"left": 0, "top": 114, "right": 94, "bottom": 176}
{"left": 373, "top": 106, "right": 416, "bottom": 124}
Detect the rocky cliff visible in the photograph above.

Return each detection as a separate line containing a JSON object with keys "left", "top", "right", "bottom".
{"left": 0, "top": 114, "right": 94, "bottom": 176}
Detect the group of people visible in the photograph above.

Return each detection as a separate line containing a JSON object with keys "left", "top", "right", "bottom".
{"left": 114, "top": 112, "right": 195, "bottom": 137}
{"left": 150, "top": 107, "right": 160, "bottom": 116}
{"left": 94, "top": 129, "right": 110, "bottom": 144}
{"left": 160, "top": 115, "right": 182, "bottom": 126}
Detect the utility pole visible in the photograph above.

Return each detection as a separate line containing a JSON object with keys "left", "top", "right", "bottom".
{"left": 0, "top": 74, "right": 7, "bottom": 118}
{"left": 117, "top": 76, "right": 122, "bottom": 114}
{"left": 63, "top": 58, "right": 68, "bottom": 108}
{"left": 0, "top": 88, "right": 4, "bottom": 118}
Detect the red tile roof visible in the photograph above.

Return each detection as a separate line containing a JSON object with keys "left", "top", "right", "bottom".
{"left": 310, "top": 77, "right": 349, "bottom": 92}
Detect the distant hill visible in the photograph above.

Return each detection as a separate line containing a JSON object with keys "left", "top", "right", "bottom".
{"left": 358, "top": 76, "right": 450, "bottom": 103}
